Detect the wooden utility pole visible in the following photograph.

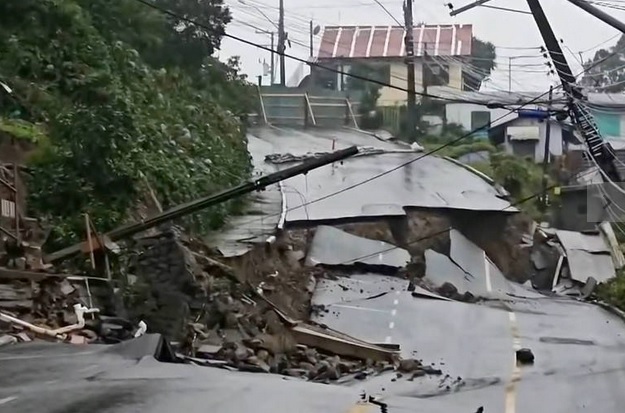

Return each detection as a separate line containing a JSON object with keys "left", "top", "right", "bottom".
{"left": 403, "top": 0, "right": 417, "bottom": 140}
{"left": 278, "top": 0, "right": 286, "bottom": 86}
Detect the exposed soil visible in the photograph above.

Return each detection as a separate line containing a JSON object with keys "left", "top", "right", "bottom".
{"left": 223, "top": 231, "right": 321, "bottom": 321}
{"left": 450, "top": 211, "right": 534, "bottom": 283}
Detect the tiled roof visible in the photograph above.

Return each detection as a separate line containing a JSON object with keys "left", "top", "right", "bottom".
{"left": 316, "top": 24, "right": 473, "bottom": 60}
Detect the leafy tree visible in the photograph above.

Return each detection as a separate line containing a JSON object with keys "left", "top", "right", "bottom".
{"left": 463, "top": 37, "right": 496, "bottom": 91}
{"left": 346, "top": 64, "right": 388, "bottom": 129}
{"left": 0, "top": 0, "right": 254, "bottom": 242}
{"left": 149, "top": 0, "right": 232, "bottom": 72}
{"left": 580, "top": 35, "right": 625, "bottom": 92}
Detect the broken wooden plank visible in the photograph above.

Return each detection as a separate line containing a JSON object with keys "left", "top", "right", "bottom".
{"left": 290, "top": 323, "right": 399, "bottom": 362}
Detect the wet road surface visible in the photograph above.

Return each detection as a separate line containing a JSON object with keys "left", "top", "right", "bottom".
{"left": 4, "top": 127, "right": 624, "bottom": 412}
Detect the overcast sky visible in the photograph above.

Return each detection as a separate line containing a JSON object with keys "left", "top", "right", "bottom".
{"left": 217, "top": 0, "right": 625, "bottom": 92}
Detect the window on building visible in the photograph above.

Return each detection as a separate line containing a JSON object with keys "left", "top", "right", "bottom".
{"left": 424, "top": 62, "right": 449, "bottom": 87}
{"left": 471, "top": 111, "right": 491, "bottom": 129}
{"left": 510, "top": 140, "right": 536, "bottom": 159}
{"left": 470, "top": 110, "right": 491, "bottom": 135}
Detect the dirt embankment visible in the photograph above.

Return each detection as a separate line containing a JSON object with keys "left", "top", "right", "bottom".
{"left": 330, "top": 209, "right": 532, "bottom": 283}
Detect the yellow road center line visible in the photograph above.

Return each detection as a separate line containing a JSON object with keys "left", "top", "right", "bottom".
{"left": 347, "top": 402, "right": 374, "bottom": 413}
{"left": 505, "top": 311, "right": 522, "bottom": 413}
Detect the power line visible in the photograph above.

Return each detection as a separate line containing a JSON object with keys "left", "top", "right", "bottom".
{"left": 132, "top": 0, "right": 520, "bottom": 106}
{"left": 371, "top": 0, "right": 404, "bottom": 26}
{"left": 132, "top": 0, "right": 625, "bottom": 233}
{"left": 213, "top": 41, "right": 625, "bottom": 230}
{"left": 334, "top": 167, "right": 602, "bottom": 266}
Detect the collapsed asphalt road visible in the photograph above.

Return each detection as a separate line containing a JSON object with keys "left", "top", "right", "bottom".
{"left": 3, "top": 126, "right": 625, "bottom": 412}
{"left": 312, "top": 274, "right": 625, "bottom": 412}
{"left": 3, "top": 286, "right": 625, "bottom": 413}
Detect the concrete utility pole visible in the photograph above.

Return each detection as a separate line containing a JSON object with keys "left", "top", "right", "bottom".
{"left": 309, "top": 20, "right": 314, "bottom": 57}
{"left": 423, "top": 42, "right": 429, "bottom": 95}
{"left": 508, "top": 57, "right": 512, "bottom": 93}
{"left": 403, "top": 0, "right": 417, "bottom": 140}
{"left": 278, "top": 0, "right": 286, "bottom": 86}
{"left": 270, "top": 32, "right": 275, "bottom": 84}
{"left": 541, "top": 85, "right": 553, "bottom": 211}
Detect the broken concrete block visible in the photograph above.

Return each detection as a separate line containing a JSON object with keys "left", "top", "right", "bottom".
{"left": 0, "top": 334, "right": 17, "bottom": 347}
{"left": 398, "top": 358, "right": 422, "bottom": 373}
{"left": 516, "top": 348, "right": 535, "bottom": 365}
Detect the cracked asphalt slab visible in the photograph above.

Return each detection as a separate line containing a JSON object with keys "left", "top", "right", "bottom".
{"left": 248, "top": 127, "right": 515, "bottom": 224}
{"left": 3, "top": 126, "right": 624, "bottom": 412}
{"left": 312, "top": 274, "right": 625, "bottom": 413}
{"left": 7, "top": 288, "right": 621, "bottom": 413}
{"left": 0, "top": 336, "right": 488, "bottom": 413}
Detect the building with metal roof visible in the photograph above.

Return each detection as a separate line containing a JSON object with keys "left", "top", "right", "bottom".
{"left": 310, "top": 24, "right": 474, "bottom": 107}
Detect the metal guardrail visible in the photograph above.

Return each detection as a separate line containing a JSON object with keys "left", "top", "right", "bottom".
{"left": 256, "top": 85, "right": 268, "bottom": 125}
{"left": 258, "top": 92, "right": 361, "bottom": 128}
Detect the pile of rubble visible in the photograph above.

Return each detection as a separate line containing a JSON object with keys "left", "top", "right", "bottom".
{"left": 119, "top": 228, "right": 444, "bottom": 382}
{"left": 0, "top": 222, "right": 445, "bottom": 383}
{"left": 0, "top": 270, "right": 141, "bottom": 345}
{"left": 186, "top": 335, "right": 439, "bottom": 382}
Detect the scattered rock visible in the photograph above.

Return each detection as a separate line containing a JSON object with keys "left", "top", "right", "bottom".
{"left": 398, "top": 358, "right": 422, "bottom": 372}
{"left": 516, "top": 348, "right": 535, "bottom": 365}
{"left": 0, "top": 334, "right": 17, "bottom": 347}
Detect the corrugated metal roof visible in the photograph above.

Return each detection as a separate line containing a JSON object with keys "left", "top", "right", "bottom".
{"left": 555, "top": 229, "right": 615, "bottom": 283}
{"left": 556, "top": 230, "right": 609, "bottom": 253}
{"left": 316, "top": 24, "right": 473, "bottom": 60}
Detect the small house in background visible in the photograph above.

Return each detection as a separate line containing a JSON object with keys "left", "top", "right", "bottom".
{"left": 488, "top": 111, "right": 578, "bottom": 163}
{"left": 436, "top": 89, "right": 625, "bottom": 144}
{"left": 310, "top": 24, "right": 473, "bottom": 107}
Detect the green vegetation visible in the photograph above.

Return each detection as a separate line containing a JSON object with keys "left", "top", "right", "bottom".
{"left": 463, "top": 37, "right": 497, "bottom": 91}
{"left": 0, "top": 118, "right": 47, "bottom": 144}
{"left": 422, "top": 130, "right": 550, "bottom": 220}
{"left": 597, "top": 224, "right": 625, "bottom": 311}
{"left": 0, "top": 0, "right": 255, "bottom": 243}
{"left": 580, "top": 34, "right": 625, "bottom": 92}
{"left": 597, "top": 269, "right": 625, "bottom": 312}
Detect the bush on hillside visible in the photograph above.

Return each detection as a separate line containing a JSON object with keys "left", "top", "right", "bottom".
{"left": 0, "top": 0, "right": 254, "bottom": 243}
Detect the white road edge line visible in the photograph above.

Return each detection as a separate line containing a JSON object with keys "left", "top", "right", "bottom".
{"left": 484, "top": 252, "right": 493, "bottom": 293}
{"left": 0, "top": 396, "right": 18, "bottom": 406}
{"left": 331, "top": 304, "right": 390, "bottom": 313}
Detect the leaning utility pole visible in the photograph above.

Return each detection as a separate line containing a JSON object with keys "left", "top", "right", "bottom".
{"left": 278, "top": 0, "right": 286, "bottom": 86}
{"left": 566, "top": 0, "right": 625, "bottom": 34}
{"left": 44, "top": 146, "right": 360, "bottom": 264}
{"left": 403, "top": 0, "right": 417, "bottom": 140}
